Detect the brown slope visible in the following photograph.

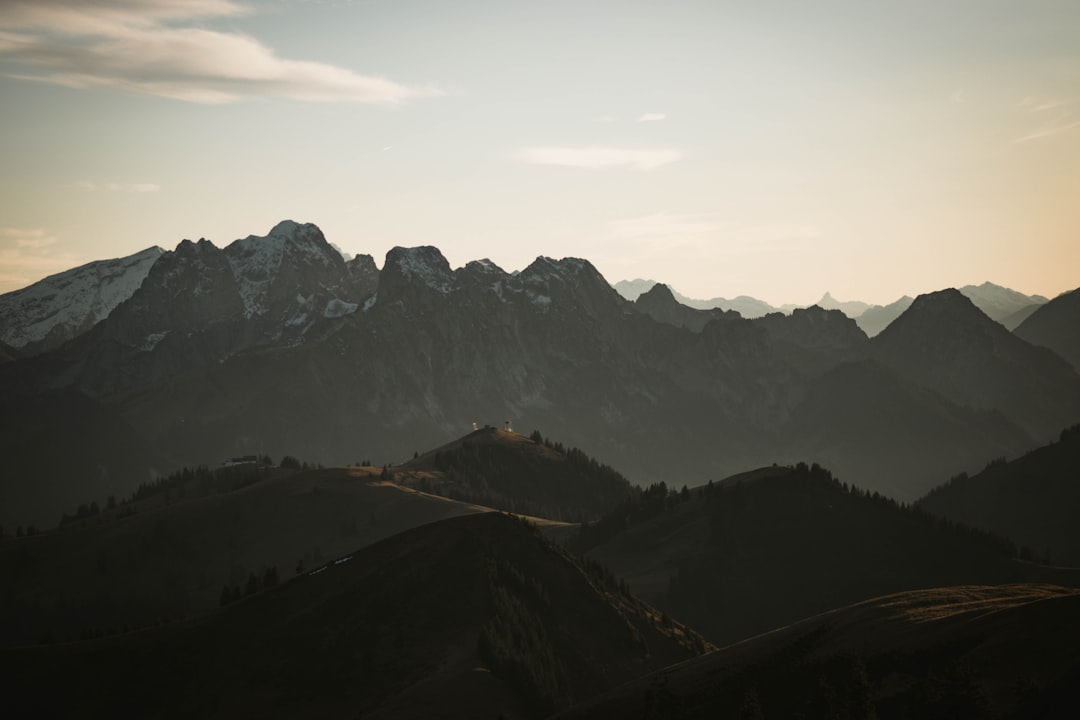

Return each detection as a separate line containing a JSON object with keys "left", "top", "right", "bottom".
{"left": 557, "top": 584, "right": 1080, "bottom": 719}
{"left": 0, "top": 512, "right": 707, "bottom": 720}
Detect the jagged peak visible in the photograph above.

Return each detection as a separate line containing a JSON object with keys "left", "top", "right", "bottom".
{"left": 384, "top": 246, "right": 454, "bottom": 293}
{"left": 347, "top": 253, "right": 378, "bottom": 272}
{"left": 881, "top": 288, "right": 997, "bottom": 337}
{"left": 174, "top": 237, "right": 221, "bottom": 256}
{"left": 909, "top": 288, "right": 977, "bottom": 311}
{"left": 636, "top": 282, "right": 678, "bottom": 305}
{"left": 519, "top": 255, "right": 596, "bottom": 283}
{"left": 267, "top": 219, "right": 302, "bottom": 237}
{"left": 464, "top": 258, "right": 506, "bottom": 275}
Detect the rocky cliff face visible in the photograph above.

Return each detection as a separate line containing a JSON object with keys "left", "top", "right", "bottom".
{"left": 65, "top": 221, "right": 375, "bottom": 397}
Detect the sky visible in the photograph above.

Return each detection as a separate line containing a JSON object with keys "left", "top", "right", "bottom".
{"left": 1, "top": 0, "right": 1078, "bottom": 306}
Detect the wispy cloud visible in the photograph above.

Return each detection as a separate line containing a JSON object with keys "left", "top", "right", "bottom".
{"left": 0, "top": 227, "right": 80, "bottom": 292}
{"left": 514, "top": 146, "right": 682, "bottom": 170}
{"left": 0, "top": 0, "right": 434, "bottom": 104}
{"left": 1014, "top": 96, "right": 1080, "bottom": 143}
{"left": 636, "top": 112, "right": 666, "bottom": 122}
{"left": 69, "top": 180, "right": 161, "bottom": 193}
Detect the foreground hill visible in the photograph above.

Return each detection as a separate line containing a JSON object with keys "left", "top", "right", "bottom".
{"left": 919, "top": 425, "right": 1080, "bottom": 567}
{"left": 0, "top": 464, "right": 503, "bottom": 648}
{"left": 1, "top": 512, "right": 706, "bottom": 719}
{"left": 580, "top": 463, "right": 1080, "bottom": 646}
{"left": 558, "top": 584, "right": 1080, "bottom": 719}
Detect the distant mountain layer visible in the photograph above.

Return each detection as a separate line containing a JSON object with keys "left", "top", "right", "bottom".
{"left": 0, "top": 246, "right": 163, "bottom": 355}
{"left": 870, "top": 288, "right": 1080, "bottom": 440}
{"left": 614, "top": 278, "right": 778, "bottom": 318}
{"left": 854, "top": 295, "right": 914, "bottom": 337}
{"left": 615, "top": 279, "right": 1049, "bottom": 336}
{"left": 919, "top": 425, "right": 1080, "bottom": 566}
{"left": 1014, "top": 287, "right": 1080, "bottom": 371}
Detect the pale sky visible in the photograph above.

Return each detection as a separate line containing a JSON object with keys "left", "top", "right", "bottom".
{"left": 1, "top": 0, "right": 1078, "bottom": 305}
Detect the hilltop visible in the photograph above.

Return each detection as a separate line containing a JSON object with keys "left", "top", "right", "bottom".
{"left": 392, "top": 427, "right": 636, "bottom": 521}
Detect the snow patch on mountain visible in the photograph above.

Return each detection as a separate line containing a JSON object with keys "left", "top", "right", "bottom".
{"left": 140, "top": 331, "right": 169, "bottom": 352}
{"left": 225, "top": 221, "right": 337, "bottom": 318}
{"left": 0, "top": 246, "right": 164, "bottom": 350}
{"left": 324, "top": 298, "right": 358, "bottom": 318}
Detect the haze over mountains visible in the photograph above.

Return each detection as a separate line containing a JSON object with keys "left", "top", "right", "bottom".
{"left": 1, "top": 220, "right": 1078, "bottom": 530}
{"left": 1, "top": 217, "right": 1079, "bottom": 719}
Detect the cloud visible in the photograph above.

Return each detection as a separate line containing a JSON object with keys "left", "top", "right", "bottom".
{"left": 1015, "top": 96, "right": 1079, "bottom": 143}
{"left": 1014, "top": 117, "right": 1080, "bottom": 143}
{"left": 0, "top": 227, "right": 81, "bottom": 292}
{"left": 0, "top": 0, "right": 434, "bottom": 104}
{"left": 636, "top": 112, "right": 666, "bottom": 122}
{"left": 514, "top": 146, "right": 682, "bottom": 170}
{"left": 68, "top": 180, "right": 161, "bottom": 193}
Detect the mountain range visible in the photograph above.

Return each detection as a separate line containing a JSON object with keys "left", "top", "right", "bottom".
{"left": 1, "top": 220, "right": 1077, "bottom": 532}
{"left": 613, "top": 278, "right": 1050, "bottom": 335}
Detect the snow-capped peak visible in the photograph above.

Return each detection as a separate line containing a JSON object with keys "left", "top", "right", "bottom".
{"left": 0, "top": 246, "right": 165, "bottom": 352}
{"left": 224, "top": 221, "right": 340, "bottom": 318}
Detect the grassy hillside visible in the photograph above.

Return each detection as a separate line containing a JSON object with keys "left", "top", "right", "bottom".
{"left": 583, "top": 462, "right": 1080, "bottom": 646}
{"left": 919, "top": 424, "right": 1080, "bottom": 567}
{"left": 0, "top": 512, "right": 707, "bottom": 719}
{"left": 557, "top": 583, "right": 1080, "bottom": 719}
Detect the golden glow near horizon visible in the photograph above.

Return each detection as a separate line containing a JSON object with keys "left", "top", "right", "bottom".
{"left": 0, "top": 0, "right": 1077, "bottom": 306}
